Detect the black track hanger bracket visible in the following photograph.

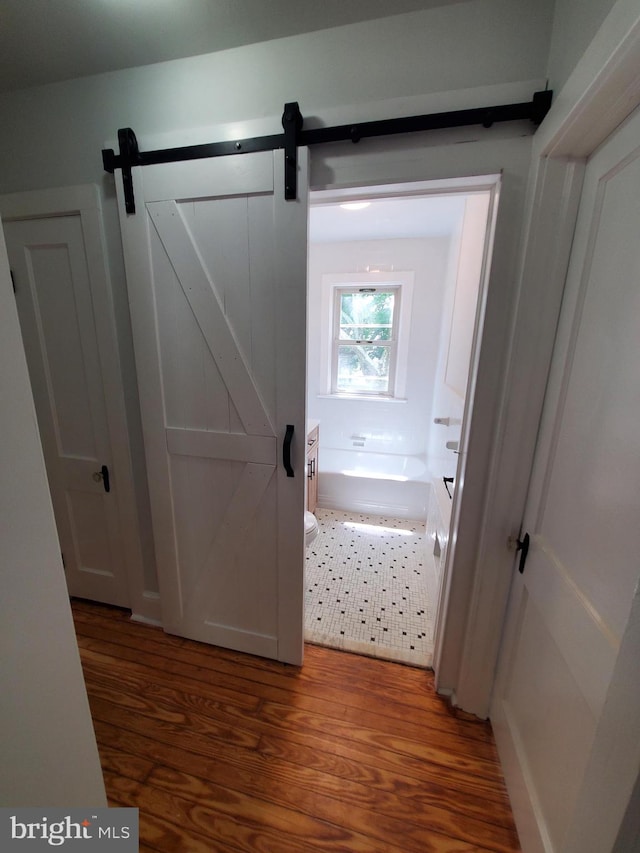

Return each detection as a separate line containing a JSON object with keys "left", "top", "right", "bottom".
{"left": 282, "top": 102, "right": 303, "bottom": 201}
{"left": 531, "top": 90, "right": 553, "bottom": 126}
{"left": 102, "top": 128, "right": 140, "bottom": 214}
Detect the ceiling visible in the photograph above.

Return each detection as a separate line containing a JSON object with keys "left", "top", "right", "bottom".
{"left": 309, "top": 195, "right": 468, "bottom": 243}
{"left": 0, "top": 0, "right": 465, "bottom": 94}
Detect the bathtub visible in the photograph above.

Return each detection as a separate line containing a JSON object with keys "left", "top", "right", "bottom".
{"left": 317, "top": 448, "right": 430, "bottom": 519}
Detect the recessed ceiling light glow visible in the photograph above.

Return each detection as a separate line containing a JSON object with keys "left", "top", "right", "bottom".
{"left": 339, "top": 202, "right": 371, "bottom": 211}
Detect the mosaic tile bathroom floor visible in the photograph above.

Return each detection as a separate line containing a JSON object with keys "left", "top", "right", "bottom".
{"left": 304, "top": 508, "right": 436, "bottom": 668}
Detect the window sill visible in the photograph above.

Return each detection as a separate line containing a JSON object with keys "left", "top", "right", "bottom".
{"left": 316, "top": 394, "right": 407, "bottom": 403}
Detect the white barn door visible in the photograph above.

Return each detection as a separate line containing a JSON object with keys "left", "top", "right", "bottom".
{"left": 117, "top": 149, "right": 308, "bottom": 664}
{"left": 491, "top": 108, "right": 640, "bottom": 851}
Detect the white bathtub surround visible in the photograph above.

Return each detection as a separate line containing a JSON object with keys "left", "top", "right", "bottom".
{"left": 307, "top": 238, "right": 451, "bottom": 464}
{"left": 317, "top": 448, "right": 429, "bottom": 519}
{"left": 426, "top": 477, "right": 454, "bottom": 628}
{"left": 304, "top": 509, "right": 435, "bottom": 668}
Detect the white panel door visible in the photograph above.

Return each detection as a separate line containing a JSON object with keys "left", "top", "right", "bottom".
{"left": 5, "top": 215, "right": 131, "bottom": 607}
{"left": 116, "top": 149, "right": 308, "bottom": 663}
{"left": 491, "top": 108, "right": 640, "bottom": 851}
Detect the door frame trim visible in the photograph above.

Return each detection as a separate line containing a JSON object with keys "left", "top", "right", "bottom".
{"left": 452, "top": 0, "right": 640, "bottom": 718}
{"left": 480, "top": 0, "right": 640, "bottom": 849}
{"left": 0, "top": 184, "right": 156, "bottom": 622}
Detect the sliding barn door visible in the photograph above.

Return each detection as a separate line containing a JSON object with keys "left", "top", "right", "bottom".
{"left": 116, "top": 150, "right": 308, "bottom": 663}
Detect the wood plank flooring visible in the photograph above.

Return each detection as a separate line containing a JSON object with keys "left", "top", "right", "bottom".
{"left": 72, "top": 599, "right": 521, "bottom": 852}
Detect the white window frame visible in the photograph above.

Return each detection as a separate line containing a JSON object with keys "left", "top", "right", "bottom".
{"left": 331, "top": 285, "right": 401, "bottom": 397}
{"left": 318, "top": 271, "right": 414, "bottom": 401}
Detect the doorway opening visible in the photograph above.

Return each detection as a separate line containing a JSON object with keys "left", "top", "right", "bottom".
{"left": 304, "top": 176, "right": 498, "bottom": 667}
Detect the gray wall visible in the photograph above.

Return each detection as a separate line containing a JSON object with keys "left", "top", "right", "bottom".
{"left": 547, "top": 0, "right": 618, "bottom": 92}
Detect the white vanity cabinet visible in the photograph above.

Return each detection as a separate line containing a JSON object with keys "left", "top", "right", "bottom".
{"left": 306, "top": 422, "right": 319, "bottom": 514}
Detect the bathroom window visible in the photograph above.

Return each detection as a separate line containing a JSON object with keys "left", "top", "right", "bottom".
{"left": 317, "top": 271, "right": 414, "bottom": 400}
{"left": 331, "top": 286, "right": 400, "bottom": 396}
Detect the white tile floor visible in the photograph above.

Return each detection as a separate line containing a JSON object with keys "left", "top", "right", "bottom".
{"left": 304, "top": 508, "right": 436, "bottom": 668}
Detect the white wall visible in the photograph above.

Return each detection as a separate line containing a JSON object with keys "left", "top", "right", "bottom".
{"left": 307, "top": 237, "right": 450, "bottom": 458}
{"left": 0, "top": 225, "right": 106, "bottom": 807}
{"left": 428, "top": 193, "right": 491, "bottom": 478}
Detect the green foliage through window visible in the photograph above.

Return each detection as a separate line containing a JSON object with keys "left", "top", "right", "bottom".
{"left": 332, "top": 287, "right": 399, "bottom": 395}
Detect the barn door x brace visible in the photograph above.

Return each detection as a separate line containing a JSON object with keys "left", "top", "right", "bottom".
{"left": 103, "top": 89, "right": 552, "bottom": 214}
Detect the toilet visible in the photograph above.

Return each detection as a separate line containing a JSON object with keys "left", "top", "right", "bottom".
{"left": 305, "top": 511, "right": 319, "bottom": 548}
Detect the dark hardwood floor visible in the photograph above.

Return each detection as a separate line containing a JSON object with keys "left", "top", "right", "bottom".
{"left": 72, "top": 599, "right": 520, "bottom": 852}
